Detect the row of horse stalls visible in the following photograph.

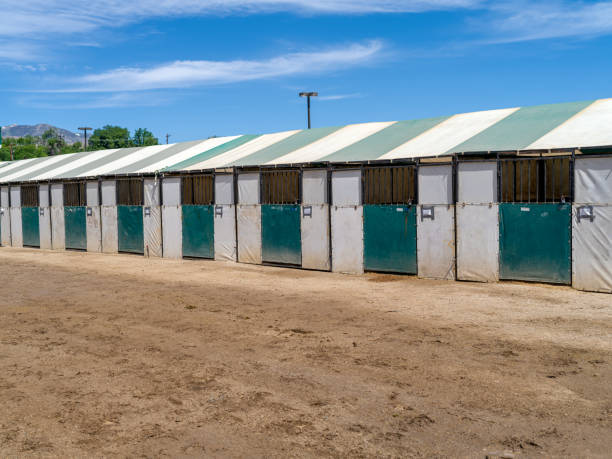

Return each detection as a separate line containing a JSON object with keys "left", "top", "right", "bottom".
{"left": 0, "top": 152, "right": 609, "bottom": 293}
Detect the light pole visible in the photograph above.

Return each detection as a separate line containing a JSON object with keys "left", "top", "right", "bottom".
{"left": 299, "top": 92, "right": 318, "bottom": 129}
{"left": 78, "top": 127, "right": 92, "bottom": 150}
{"left": 166, "top": 133, "right": 171, "bottom": 144}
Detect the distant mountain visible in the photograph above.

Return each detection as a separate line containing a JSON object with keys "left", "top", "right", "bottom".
{"left": 1, "top": 124, "right": 82, "bottom": 145}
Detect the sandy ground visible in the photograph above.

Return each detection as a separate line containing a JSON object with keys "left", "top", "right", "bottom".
{"left": 0, "top": 247, "right": 610, "bottom": 458}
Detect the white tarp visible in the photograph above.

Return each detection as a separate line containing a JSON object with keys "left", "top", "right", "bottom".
{"left": 215, "top": 205, "right": 237, "bottom": 262}
{"left": 144, "top": 206, "right": 162, "bottom": 257}
{"left": 50, "top": 184, "right": 64, "bottom": 250}
{"left": 419, "top": 165, "right": 453, "bottom": 205}
{"left": 39, "top": 185, "right": 52, "bottom": 250}
{"left": 86, "top": 206, "right": 102, "bottom": 253}
{"left": 331, "top": 206, "right": 363, "bottom": 274}
{"left": 1, "top": 186, "right": 11, "bottom": 246}
{"left": 9, "top": 208, "right": 22, "bottom": 247}
{"left": 102, "top": 206, "right": 118, "bottom": 253}
{"left": 101, "top": 181, "right": 118, "bottom": 253}
{"left": 574, "top": 156, "right": 612, "bottom": 204}
{"left": 238, "top": 173, "right": 259, "bottom": 205}
{"left": 302, "top": 204, "right": 330, "bottom": 271}
{"left": 144, "top": 179, "right": 162, "bottom": 257}
{"left": 572, "top": 205, "right": 612, "bottom": 293}
{"left": 457, "top": 162, "right": 497, "bottom": 204}
{"left": 51, "top": 206, "right": 65, "bottom": 250}
{"left": 215, "top": 174, "right": 234, "bottom": 205}
{"left": 161, "top": 177, "right": 182, "bottom": 259}
{"left": 332, "top": 170, "right": 361, "bottom": 206}
{"left": 86, "top": 181, "right": 101, "bottom": 253}
{"left": 237, "top": 205, "right": 261, "bottom": 264}
{"left": 456, "top": 204, "right": 499, "bottom": 282}
{"left": 417, "top": 205, "right": 455, "bottom": 280}
{"left": 303, "top": 169, "right": 327, "bottom": 205}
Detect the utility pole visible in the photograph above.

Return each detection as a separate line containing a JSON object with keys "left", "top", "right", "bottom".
{"left": 9, "top": 143, "right": 14, "bottom": 161}
{"left": 78, "top": 127, "right": 92, "bottom": 150}
{"left": 166, "top": 133, "right": 171, "bottom": 144}
{"left": 299, "top": 92, "right": 318, "bottom": 129}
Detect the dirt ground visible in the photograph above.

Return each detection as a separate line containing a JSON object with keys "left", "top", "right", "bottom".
{"left": 0, "top": 248, "right": 610, "bottom": 458}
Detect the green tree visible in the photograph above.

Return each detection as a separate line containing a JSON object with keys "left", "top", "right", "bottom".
{"left": 42, "top": 128, "right": 65, "bottom": 156}
{"left": 132, "top": 128, "right": 158, "bottom": 147}
{"left": 88, "top": 125, "right": 132, "bottom": 150}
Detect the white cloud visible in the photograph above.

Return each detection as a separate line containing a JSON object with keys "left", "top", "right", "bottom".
{"left": 319, "top": 93, "right": 363, "bottom": 101}
{"left": 482, "top": 1, "right": 612, "bottom": 42}
{"left": 17, "top": 92, "right": 172, "bottom": 109}
{"left": 58, "top": 41, "right": 384, "bottom": 92}
{"left": 0, "top": 1, "right": 480, "bottom": 38}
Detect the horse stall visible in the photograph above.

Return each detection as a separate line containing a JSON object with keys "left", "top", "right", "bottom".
{"left": 498, "top": 157, "right": 572, "bottom": 284}
{"left": 116, "top": 178, "right": 144, "bottom": 255}
{"left": 237, "top": 172, "right": 262, "bottom": 264}
{"left": 181, "top": 174, "right": 215, "bottom": 259}
{"left": 362, "top": 165, "right": 417, "bottom": 274}
{"left": 301, "top": 168, "right": 330, "bottom": 271}
{"left": 21, "top": 184, "right": 40, "bottom": 248}
{"left": 417, "top": 163, "right": 455, "bottom": 280}
{"left": 260, "top": 169, "right": 302, "bottom": 266}
{"left": 63, "top": 181, "right": 87, "bottom": 250}
{"left": 331, "top": 168, "right": 363, "bottom": 274}
{"left": 572, "top": 154, "right": 612, "bottom": 293}
{"left": 456, "top": 160, "right": 499, "bottom": 282}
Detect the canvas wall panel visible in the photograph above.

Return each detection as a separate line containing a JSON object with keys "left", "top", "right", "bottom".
{"left": 39, "top": 206, "right": 52, "bottom": 250}
{"left": 419, "top": 165, "right": 453, "bottom": 205}
{"left": 458, "top": 162, "right": 497, "bottom": 204}
{"left": 238, "top": 173, "right": 259, "bottom": 205}
{"left": 102, "top": 206, "right": 118, "bottom": 253}
{"left": 331, "top": 206, "right": 363, "bottom": 274}
{"left": 301, "top": 204, "right": 330, "bottom": 271}
{"left": 10, "top": 208, "right": 22, "bottom": 247}
{"left": 87, "top": 206, "right": 102, "bottom": 252}
{"left": 86, "top": 181, "right": 99, "bottom": 206}
{"left": 162, "top": 177, "right": 181, "bottom": 206}
{"left": 39, "top": 184, "right": 50, "bottom": 208}
{"left": 10, "top": 186, "right": 21, "bottom": 208}
{"left": 215, "top": 174, "right": 234, "bottom": 205}
{"left": 50, "top": 184, "right": 63, "bottom": 207}
{"left": 303, "top": 169, "right": 327, "bottom": 205}
{"left": 574, "top": 156, "right": 612, "bottom": 204}
{"left": 101, "top": 180, "right": 116, "bottom": 206}
{"left": 332, "top": 170, "right": 361, "bottom": 206}
{"left": 144, "top": 205, "right": 162, "bottom": 257}
{"left": 162, "top": 206, "right": 182, "bottom": 259}
{"left": 237, "top": 205, "right": 261, "bottom": 264}
{"left": 144, "top": 178, "right": 161, "bottom": 206}
{"left": 51, "top": 206, "right": 65, "bottom": 250}
{"left": 215, "top": 205, "right": 237, "bottom": 262}
{"left": 572, "top": 205, "right": 612, "bottom": 293}
{"left": 457, "top": 204, "right": 499, "bottom": 282}
{"left": 417, "top": 205, "right": 455, "bottom": 280}
{"left": 0, "top": 187, "right": 10, "bottom": 245}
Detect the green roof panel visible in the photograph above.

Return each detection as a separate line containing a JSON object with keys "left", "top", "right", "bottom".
{"left": 164, "top": 135, "right": 259, "bottom": 171}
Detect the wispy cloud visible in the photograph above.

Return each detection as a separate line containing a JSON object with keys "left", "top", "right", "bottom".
{"left": 17, "top": 92, "right": 172, "bottom": 109}
{"left": 53, "top": 41, "right": 384, "bottom": 92}
{"left": 480, "top": 1, "right": 612, "bottom": 43}
{"left": 319, "top": 93, "right": 363, "bottom": 101}
{"left": 0, "top": 0, "right": 480, "bottom": 39}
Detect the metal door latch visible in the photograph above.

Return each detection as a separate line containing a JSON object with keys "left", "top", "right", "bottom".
{"left": 421, "top": 206, "right": 434, "bottom": 221}
{"left": 87, "top": 207, "right": 93, "bottom": 216}
{"left": 215, "top": 205, "right": 223, "bottom": 216}
{"left": 39, "top": 208, "right": 45, "bottom": 216}
{"left": 303, "top": 205, "right": 312, "bottom": 217}
{"left": 577, "top": 206, "right": 594, "bottom": 222}
{"left": 144, "top": 206, "right": 151, "bottom": 217}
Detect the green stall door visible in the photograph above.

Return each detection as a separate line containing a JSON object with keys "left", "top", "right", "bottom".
{"left": 118, "top": 205, "right": 144, "bottom": 254}
{"left": 499, "top": 203, "right": 571, "bottom": 284}
{"left": 65, "top": 206, "right": 87, "bottom": 250}
{"left": 182, "top": 205, "right": 214, "bottom": 259}
{"left": 364, "top": 205, "right": 417, "bottom": 274}
{"left": 262, "top": 204, "right": 301, "bottom": 266}
{"left": 22, "top": 207, "right": 40, "bottom": 248}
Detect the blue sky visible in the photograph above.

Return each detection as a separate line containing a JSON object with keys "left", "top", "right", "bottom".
{"left": 2, "top": 0, "right": 612, "bottom": 142}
